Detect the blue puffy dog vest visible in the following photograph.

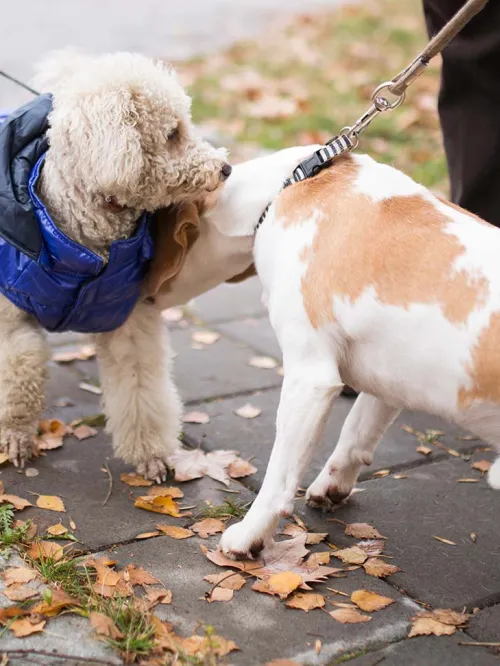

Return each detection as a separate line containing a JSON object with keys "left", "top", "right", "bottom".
{"left": 0, "top": 95, "right": 154, "bottom": 333}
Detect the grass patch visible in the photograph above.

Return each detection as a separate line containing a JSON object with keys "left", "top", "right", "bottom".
{"left": 178, "top": 0, "right": 446, "bottom": 192}
{"left": 97, "top": 596, "right": 157, "bottom": 662}
{"left": 30, "top": 551, "right": 94, "bottom": 602}
{"left": 0, "top": 504, "right": 33, "bottom": 551}
{"left": 199, "top": 498, "right": 250, "bottom": 520}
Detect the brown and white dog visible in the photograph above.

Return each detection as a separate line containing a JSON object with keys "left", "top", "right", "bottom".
{"left": 150, "top": 144, "right": 500, "bottom": 558}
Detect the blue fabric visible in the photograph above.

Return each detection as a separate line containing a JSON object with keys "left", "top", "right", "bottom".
{"left": 0, "top": 102, "right": 154, "bottom": 333}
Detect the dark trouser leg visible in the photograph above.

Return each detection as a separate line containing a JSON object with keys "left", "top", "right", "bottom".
{"left": 422, "top": 0, "right": 500, "bottom": 226}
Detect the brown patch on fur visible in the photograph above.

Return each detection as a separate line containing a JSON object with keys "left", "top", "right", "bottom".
{"left": 276, "top": 158, "right": 489, "bottom": 328}
{"left": 459, "top": 312, "right": 500, "bottom": 407}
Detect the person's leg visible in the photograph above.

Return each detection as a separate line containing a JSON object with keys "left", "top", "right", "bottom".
{"left": 422, "top": 0, "right": 500, "bottom": 226}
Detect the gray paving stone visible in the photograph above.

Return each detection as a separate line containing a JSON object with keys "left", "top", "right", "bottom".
{"left": 171, "top": 326, "right": 282, "bottom": 403}
{"left": 300, "top": 457, "right": 500, "bottom": 610}
{"left": 110, "top": 536, "right": 418, "bottom": 665}
{"left": 183, "top": 387, "right": 483, "bottom": 491}
{"left": 338, "top": 634, "right": 500, "bottom": 666}
{"left": 215, "top": 316, "right": 282, "bottom": 360}
{"left": 45, "top": 362, "right": 102, "bottom": 424}
{"left": 188, "top": 278, "right": 266, "bottom": 325}
{"left": 468, "top": 604, "right": 500, "bottom": 643}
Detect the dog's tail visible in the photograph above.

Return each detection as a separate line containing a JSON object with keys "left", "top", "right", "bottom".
{"left": 488, "top": 457, "right": 500, "bottom": 489}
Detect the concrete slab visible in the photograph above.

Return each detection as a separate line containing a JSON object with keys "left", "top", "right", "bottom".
{"left": 468, "top": 604, "right": 500, "bottom": 643}
{"left": 188, "top": 278, "right": 267, "bottom": 325}
{"left": 110, "top": 536, "right": 418, "bottom": 665}
{"left": 215, "top": 316, "right": 282, "bottom": 360}
{"left": 300, "top": 458, "right": 500, "bottom": 610}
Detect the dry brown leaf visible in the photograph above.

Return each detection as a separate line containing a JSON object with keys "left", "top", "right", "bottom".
{"left": 420, "top": 609, "right": 469, "bottom": 626}
{"left": 147, "top": 486, "right": 184, "bottom": 498}
{"left": 281, "top": 523, "right": 305, "bottom": 537}
{"left": 156, "top": 525, "right": 194, "bottom": 539}
{"left": 0, "top": 454, "right": 9, "bottom": 466}
{"left": 95, "top": 564, "right": 120, "bottom": 587}
{"left": 31, "top": 589, "right": 80, "bottom": 617}
{"left": 9, "top": 618, "right": 46, "bottom": 637}
{"left": 78, "top": 382, "right": 102, "bottom": 395}
{"left": 268, "top": 571, "right": 303, "bottom": 599}
{"left": 183, "top": 411, "right": 210, "bottom": 425}
{"left": 2, "top": 566, "right": 37, "bottom": 586}
{"left": 0, "top": 480, "right": 4, "bottom": 493}
{"left": 306, "top": 532, "right": 328, "bottom": 545}
{"left": 372, "top": 469, "right": 391, "bottom": 478}
{"left": 351, "top": 589, "right": 395, "bottom": 612}
{"left": 417, "top": 445, "right": 432, "bottom": 455}
{"left": 53, "top": 345, "right": 96, "bottom": 363}
{"left": 252, "top": 578, "right": 273, "bottom": 595}
{"left": 248, "top": 355, "right": 278, "bottom": 369}
{"left": 445, "top": 447, "right": 461, "bottom": 457}
{"left": 120, "top": 473, "right": 154, "bottom": 487}
{"left": 227, "top": 458, "right": 258, "bottom": 479}
{"left": 472, "top": 460, "right": 492, "bottom": 474}
{"left": 330, "top": 601, "right": 356, "bottom": 608}
{"left": 168, "top": 447, "right": 255, "bottom": 485}
{"left": 433, "top": 536, "right": 456, "bottom": 546}
{"left": 145, "top": 588, "right": 172, "bottom": 606}
{"left": 408, "top": 617, "right": 456, "bottom": 638}
{"left": 125, "top": 565, "right": 160, "bottom": 586}
{"left": 192, "top": 518, "right": 225, "bottom": 539}
{"left": 90, "top": 612, "right": 124, "bottom": 639}
{"left": 393, "top": 474, "right": 408, "bottom": 479}
{"left": 0, "top": 494, "right": 32, "bottom": 510}
{"left": 363, "top": 558, "right": 401, "bottom": 578}
{"left": 46, "top": 523, "right": 67, "bottom": 536}
{"left": 333, "top": 546, "right": 368, "bottom": 565}
{"left": 69, "top": 518, "right": 76, "bottom": 530}
{"left": 307, "top": 552, "right": 331, "bottom": 566}
{"left": 330, "top": 608, "right": 371, "bottom": 624}
{"left": 344, "top": 523, "right": 385, "bottom": 540}
{"left": 234, "top": 403, "right": 262, "bottom": 419}
{"left": 26, "top": 540, "right": 64, "bottom": 561}
{"left": 356, "top": 540, "right": 385, "bottom": 557}
{"left": 207, "top": 587, "right": 234, "bottom": 602}
{"left": 180, "top": 633, "right": 238, "bottom": 658}
{"left": 456, "top": 478, "right": 480, "bottom": 483}
{"left": 192, "top": 330, "right": 220, "bottom": 345}
{"left": 136, "top": 531, "right": 160, "bottom": 539}
{"left": 470, "top": 532, "right": 477, "bottom": 543}
{"left": 203, "top": 572, "right": 247, "bottom": 590}
{"left": 36, "top": 495, "right": 66, "bottom": 512}
{"left": 35, "top": 418, "right": 67, "bottom": 450}
{"left": 72, "top": 425, "right": 98, "bottom": 440}
{"left": 0, "top": 606, "right": 29, "bottom": 625}
{"left": 285, "top": 592, "right": 325, "bottom": 612}
{"left": 3, "top": 583, "right": 39, "bottom": 601}
{"left": 134, "top": 495, "right": 181, "bottom": 517}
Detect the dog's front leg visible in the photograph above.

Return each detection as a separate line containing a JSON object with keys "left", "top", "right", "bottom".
{"left": 95, "top": 301, "right": 182, "bottom": 482}
{"left": 306, "top": 393, "right": 400, "bottom": 510}
{"left": 220, "top": 359, "right": 342, "bottom": 559}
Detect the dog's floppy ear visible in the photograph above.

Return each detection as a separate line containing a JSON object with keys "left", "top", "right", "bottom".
{"left": 225, "top": 263, "right": 257, "bottom": 283}
{"left": 146, "top": 203, "right": 201, "bottom": 296}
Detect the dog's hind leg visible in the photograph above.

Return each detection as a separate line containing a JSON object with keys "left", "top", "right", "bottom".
{"left": 306, "top": 393, "right": 400, "bottom": 511}
{"left": 0, "top": 297, "right": 49, "bottom": 467}
{"left": 95, "top": 300, "right": 182, "bottom": 483}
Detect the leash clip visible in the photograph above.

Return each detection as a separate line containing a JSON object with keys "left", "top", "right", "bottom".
{"left": 292, "top": 151, "right": 326, "bottom": 181}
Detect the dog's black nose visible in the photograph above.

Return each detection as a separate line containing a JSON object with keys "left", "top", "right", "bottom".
{"left": 220, "top": 163, "right": 232, "bottom": 180}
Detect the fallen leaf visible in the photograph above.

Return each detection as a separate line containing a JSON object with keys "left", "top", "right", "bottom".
{"left": 333, "top": 546, "right": 367, "bottom": 565}
{"left": 2, "top": 566, "right": 37, "bottom": 586}
{"left": 156, "top": 525, "right": 194, "bottom": 539}
{"left": 306, "top": 532, "right": 328, "bottom": 545}
{"left": 282, "top": 523, "right": 304, "bottom": 537}
{"left": 32, "top": 589, "right": 81, "bottom": 617}
{"left": 168, "top": 448, "right": 206, "bottom": 483}
{"left": 0, "top": 481, "right": 4, "bottom": 493}
{"left": 307, "top": 552, "right": 331, "bottom": 566}
{"left": 46, "top": 523, "right": 67, "bottom": 536}
{"left": 285, "top": 592, "right": 325, "bottom": 612}
{"left": 120, "top": 473, "right": 154, "bottom": 487}
{"left": 72, "top": 425, "right": 98, "bottom": 440}
{"left": 351, "top": 589, "right": 394, "bottom": 612}
{"left": 472, "top": 460, "right": 492, "bottom": 474}
{"left": 372, "top": 469, "right": 391, "bottom": 478}
{"left": 456, "top": 478, "right": 480, "bottom": 483}
{"left": 36, "top": 495, "right": 66, "bottom": 512}
{"left": 433, "top": 536, "right": 456, "bottom": 546}
{"left": 136, "top": 531, "right": 161, "bottom": 539}
{"left": 78, "top": 381, "right": 102, "bottom": 395}
{"left": 125, "top": 565, "right": 160, "bottom": 586}
{"left": 234, "top": 403, "right": 262, "bottom": 419}
{"left": 445, "top": 447, "right": 461, "bottom": 457}
{"left": 330, "top": 608, "right": 371, "bottom": 624}
{"left": 134, "top": 495, "right": 181, "bottom": 517}
{"left": 470, "top": 532, "right": 477, "bottom": 543}
{"left": 330, "top": 601, "right": 357, "bottom": 608}
{"left": 227, "top": 458, "right": 258, "bottom": 478}
{"left": 393, "top": 474, "right": 408, "bottom": 479}
{"left": 145, "top": 588, "right": 172, "bottom": 606}
{"left": 26, "top": 541, "right": 64, "bottom": 561}
{"left": 356, "top": 540, "right": 385, "bottom": 557}
{"left": 420, "top": 608, "right": 468, "bottom": 626}
{"left": 90, "top": 612, "right": 124, "bottom": 639}
{"left": 53, "top": 345, "right": 96, "bottom": 363}
{"left": 204, "top": 573, "right": 247, "bottom": 590}
{"left": 3, "top": 583, "right": 39, "bottom": 601}
{"left": 0, "top": 454, "right": 9, "bottom": 465}
{"left": 268, "top": 572, "right": 303, "bottom": 599}
{"left": 192, "top": 330, "right": 220, "bottom": 345}
{"left": 417, "top": 445, "right": 432, "bottom": 455}
{"left": 408, "top": 616, "right": 456, "bottom": 638}
{"left": 180, "top": 633, "right": 238, "bottom": 657}
{"left": 344, "top": 523, "right": 385, "bottom": 540}
{"left": 192, "top": 518, "right": 225, "bottom": 538}
{"left": 207, "top": 587, "right": 234, "bottom": 602}
{"left": 147, "top": 486, "right": 184, "bottom": 498}
{"left": 9, "top": 618, "right": 46, "bottom": 637}
{"left": 0, "top": 606, "right": 29, "bottom": 625}
{"left": 248, "top": 356, "right": 278, "bottom": 369}
{"left": 69, "top": 519, "right": 76, "bottom": 530}
{"left": 0, "top": 494, "right": 32, "bottom": 510}
{"left": 363, "top": 558, "right": 401, "bottom": 578}
{"left": 183, "top": 411, "right": 210, "bottom": 424}
{"left": 95, "top": 564, "right": 120, "bottom": 587}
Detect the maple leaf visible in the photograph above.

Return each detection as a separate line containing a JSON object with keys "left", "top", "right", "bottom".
{"left": 408, "top": 617, "right": 456, "bottom": 637}
{"left": 333, "top": 546, "right": 367, "bottom": 565}
{"left": 344, "top": 522, "right": 386, "bottom": 540}
{"left": 3, "top": 583, "right": 39, "bottom": 601}
{"left": 285, "top": 592, "right": 325, "bottom": 612}
{"left": 207, "top": 587, "right": 234, "bottom": 602}
{"left": 234, "top": 403, "right": 262, "bottom": 419}
{"left": 36, "top": 495, "right": 66, "bottom": 512}
{"left": 134, "top": 495, "right": 181, "bottom": 517}
{"left": 2, "top": 566, "right": 37, "bottom": 586}
{"left": 0, "top": 494, "right": 32, "bottom": 510}
{"left": 351, "top": 589, "right": 395, "bottom": 612}
{"left": 9, "top": 618, "right": 46, "bottom": 637}
{"left": 156, "top": 524, "right": 194, "bottom": 539}
{"left": 46, "top": 523, "right": 67, "bottom": 536}
{"left": 330, "top": 608, "right": 371, "bottom": 624}
{"left": 204, "top": 572, "right": 247, "bottom": 590}
{"left": 192, "top": 518, "right": 225, "bottom": 538}
{"left": 120, "top": 473, "right": 154, "bottom": 487}
{"left": 90, "top": 612, "right": 124, "bottom": 640}
{"left": 26, "top": 540, "right": 64, "bottom": 562}
{"left": 125, "top": 565, "right": 160, "bottom": 587}
{"left": 363, "top": 558, "right": 401, "bottom": 578}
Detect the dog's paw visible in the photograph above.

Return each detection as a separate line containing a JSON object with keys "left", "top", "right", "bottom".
{"left": 136, "top": 458, "right": 168, "bottom": 484}
{"left": 305, "top": 471, "right": 353, "bottom": 512}
{"left": 219, "top": 521, "right": 267, "bottom": 561}
{"left": 0, "top": 429, "right": 35, "bottom": 468}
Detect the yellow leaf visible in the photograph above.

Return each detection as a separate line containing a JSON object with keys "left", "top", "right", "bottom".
{"left": 207, "top": 587, "right": 234, "bottom": 602}
{"left": 333, "top": 546, "right": 367, "bottom": 565}
{"left": 180, "top": 634, "right": 238, "bottom": 657}
{"left": 134, "top": 495, "right": 181, "bottom": 517}
{"left": 36, "top": 495, "right": 66, "bottom": 512}
{"left": 120, "top": 473, "right": 153, "bottom": 487}
{"left": 329, "top": 608, "right": 371, "bottom": 624}
{"left": 46, "top": 523, "right": 68, "bottom": 536}
{"left": 363, "top": 558, "right": 401, "bottom": 578}
{"left": 268, "top": 572, "right": 302, "bottom": 599}
{"left": 0, "top": 454, "right": 9, "bottom": 465}
{"left": 204, "top": 573, "right": 247, "bottom": 590}
{"left": 433, "top": 536, "right": 456, "bottom": 546}
{"left": 156, "top": 524, "right": 194, "bottom": 539}
{"left": 285, "top": 592, "right": 325, "bottom": 612}
{"left": 9, "top": 618, "right": 46, "bottom": 637}
{"left": 192, "top": 518, "right": 225, "bottom": 538}
{"left": 26, "top": 540, "right": 64, "bottom": 562}
{"left": 344, "top": 523, "right": 385, "bottom": 540}
{"left": 0, "top": 494, "right": 32, "bottom": 510}
{"left": 351, "top": 589, "right": 395, "bottom": 612}
{"left": 408, "top": 617, "right": 456, "bottom": 637}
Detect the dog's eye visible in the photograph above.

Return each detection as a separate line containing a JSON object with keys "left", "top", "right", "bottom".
{"left": 167, "top": 127, "right": 179, "bottom": 141}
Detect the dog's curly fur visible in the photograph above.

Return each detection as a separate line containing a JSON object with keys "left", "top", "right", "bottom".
{"left": 0, "top": 51, "right": 229, "bottom": 480}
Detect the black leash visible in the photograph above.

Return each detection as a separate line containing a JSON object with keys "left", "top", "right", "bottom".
{"left": 0, "top": 70, "right": 39, "bottom": 97}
